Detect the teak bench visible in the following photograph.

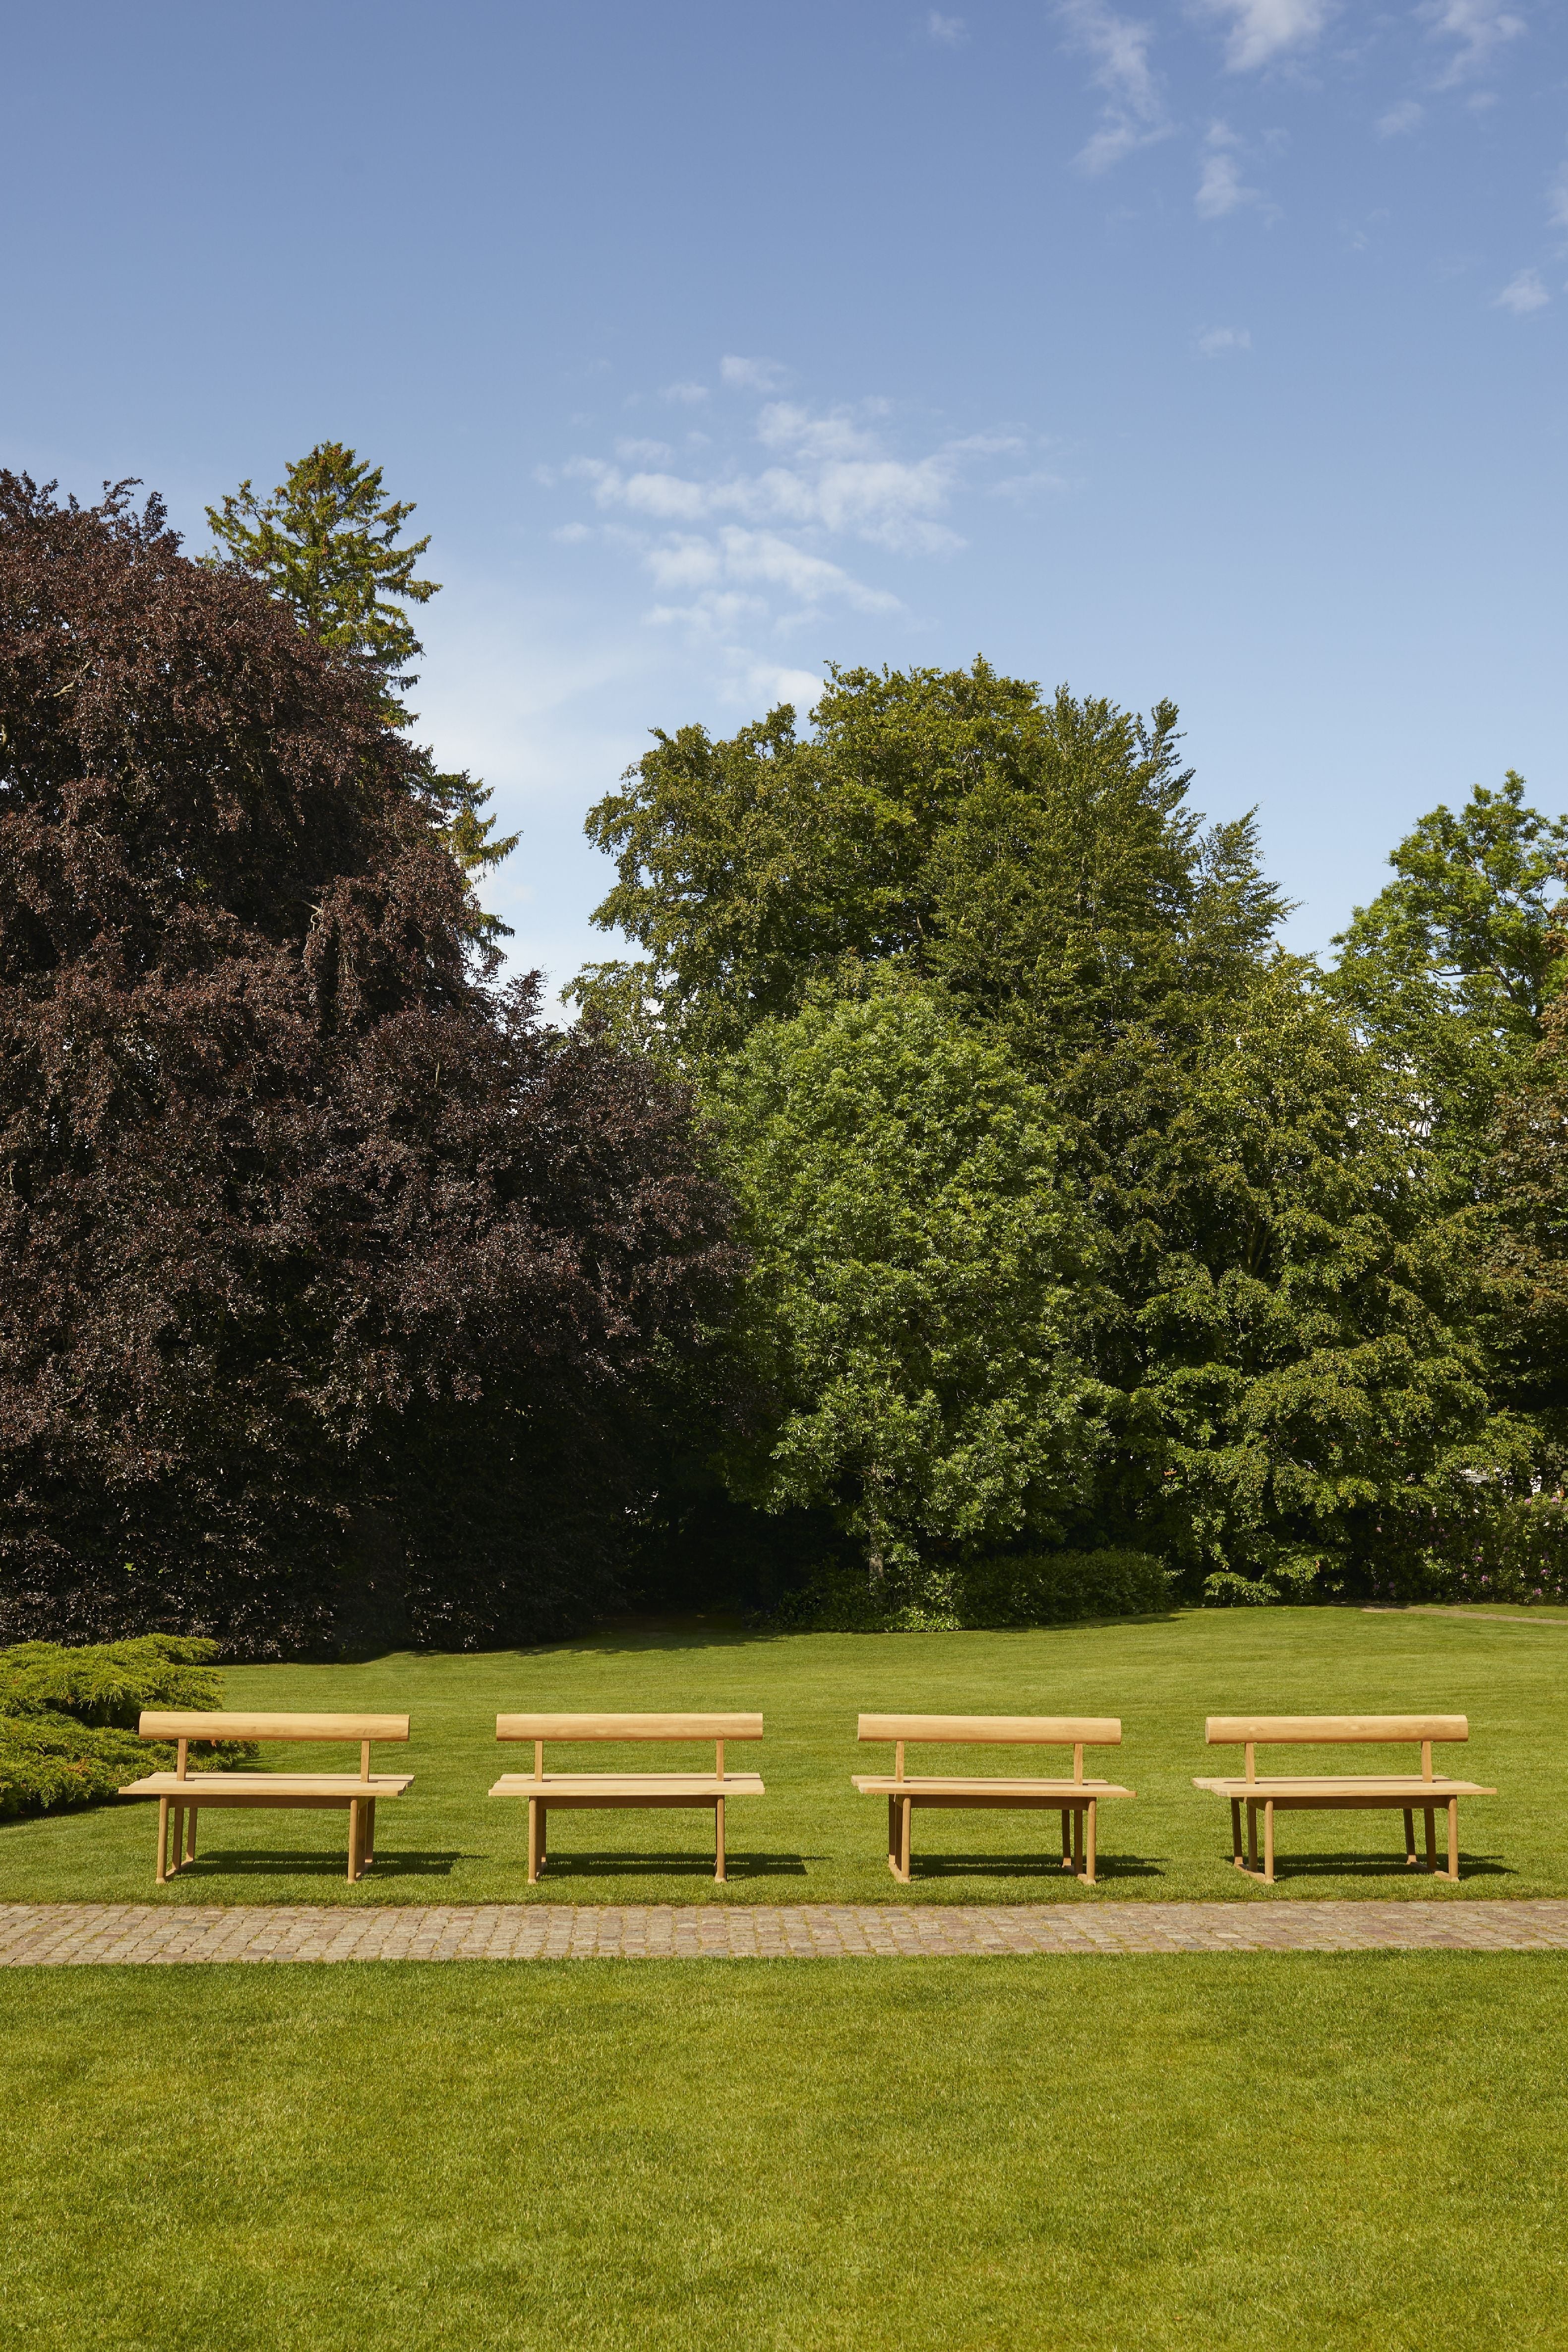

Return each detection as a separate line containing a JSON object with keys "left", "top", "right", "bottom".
{"left": 1194, "top": 1714, "right": 1496, "bottom": 1884}
{"left": 120, "top": 1712, "right": 413, "bottom": 1884}
{"left": 852, "top": 1714, "right": 1134, "bottom": 1886}
{"left": 490, "top": 1713, "right": 765, "bottom": 1883}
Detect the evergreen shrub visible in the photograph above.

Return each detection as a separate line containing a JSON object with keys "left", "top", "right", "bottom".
{"left": 766, "top": 1547, "right": 1173, "bottom": 1632}
{"left": 0, "top": 1636, "right": 253, "bottom": 1818}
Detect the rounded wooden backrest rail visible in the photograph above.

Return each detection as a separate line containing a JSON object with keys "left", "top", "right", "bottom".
{"left": 1205, "top": 1715, "right": 1468, "bottom": 1745}
{"left": 138, "top": 1712, "right": 411, "bottom": 1743}
{"left": 857, "top": 1715, "right": 1123, "bottom": 1746}
{"left": 495, "top": 1713, "right": 764, "bottom": 1742}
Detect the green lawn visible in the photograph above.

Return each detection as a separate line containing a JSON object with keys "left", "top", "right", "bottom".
{"left": 3, "top": 1953, "right": 1566, "bottom": 2351}
{"left": 3, "top": 1607, "right": 1565, "bottom": 1905}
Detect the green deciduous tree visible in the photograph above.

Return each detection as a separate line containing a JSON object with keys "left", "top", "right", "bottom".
{"left": 207, "top": 441, "right": 517, "bottom": 901}
{"left": 1329, "top": 774, "right": 1568, "bottom": 1180}
{"left": 710, "top": 979, "right": 1107, "bottom": 1599}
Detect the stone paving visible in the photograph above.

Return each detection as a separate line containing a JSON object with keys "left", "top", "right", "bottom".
{"left": 4, "top": 1898, "right": 1568, "bottom": 1965}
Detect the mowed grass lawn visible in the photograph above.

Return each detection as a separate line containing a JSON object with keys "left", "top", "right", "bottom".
{"left": 3, "top": 1606, "right": 1566, "bottom": 1904}
{"left": 3, "top": 1953, "right": 1568, "bottom": 2351}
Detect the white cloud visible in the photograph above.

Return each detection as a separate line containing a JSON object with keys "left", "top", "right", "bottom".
{"left": 720, "top": 355, "right": 787, "bottom": 392}
{"left": 1419, "top": 0, "right": 1525, "bottom": 88}
{"left": 1056, "top": 0, "right": 1170, "bottom": 174}
{"left": 1196, "top": 324, "right": 1253, "bottom": 354}
{"left": 1377, "top": 99, "right": 1424, "bottom": 136}
{"left": 1495, "top": 268, "right": 1549, "bottom": 312}
{"left": 1548, "top": 165, "right": 1568, "bottom": 234}
{"left": 926, "top": 10, "right": 967, "bottom": 42}
{"left": 551, "top": 522, "right": 592, "bottom": 544}
{"left": 1195, "top": 123, "right": 1259, "bottom": 217}
{"left": 1199, "top": 0, "right": 1332, "bottom": 71}
{"left": 660, "top": 380, "right": 709, "bottom": 404}
{"left": 614, "top": 437, "right": 674, "bottom": 464}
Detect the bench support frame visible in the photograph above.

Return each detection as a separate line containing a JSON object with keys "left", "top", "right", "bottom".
{"left": 1227, "top": 1791, "right": 1460, "bottom": 1886}
{"left": 883, "top": 1790, "right": 1102, "bottom": 1886}
{"left": 524, "top": 1791, "right": 729, "bottom": 1884}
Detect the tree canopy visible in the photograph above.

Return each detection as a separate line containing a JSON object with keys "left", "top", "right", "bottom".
{"left": 0, "top": 473, "right": 735, "bottom": 1652}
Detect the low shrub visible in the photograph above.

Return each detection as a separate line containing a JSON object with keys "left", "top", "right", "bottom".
{"left": 0, "top": 1636, "right": 253, "bottom": 1819}
{"left": 765, "top": 1547, "right": 1174, "bottom": 1632}
{"left": 1421, "top": 1498, "right": 1568, "bottom": 1609}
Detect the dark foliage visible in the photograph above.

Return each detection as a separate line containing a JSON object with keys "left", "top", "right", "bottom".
{"left": 0, "top": 475, "right": 738, "bottom": 1651}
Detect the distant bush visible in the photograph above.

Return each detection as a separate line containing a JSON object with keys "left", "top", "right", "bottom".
{"left": 0, "top": 1636, "right": 253, "bottom": 1819}
{"left": 1423, "top": 1499, "right": 1568, "bottom": 1608}
{"left": 766, "top": 1548, "right": 1174, "bottom": 1633}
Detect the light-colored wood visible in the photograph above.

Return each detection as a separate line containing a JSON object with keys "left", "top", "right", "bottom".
{"left": 1195, "top": 1772, "right": 1494, "bottom": 1796}
{"left": 360, "top": 1739, "right": 372, "bottom": 1781}
{"left": 853, "top": 1775, "right": 1134, "bottom": 1797}
{"left": 1265, "top": 1799, "right": 1274, "bottom": 1884}
{"left": 894, "top": 1739, "right": 905, "bottom": 1784}
{"left": 491, "top": 1771, "right": 764, "bottom": 1798}
{"left": 495, "top": 1713, "right": 763, "bottom": 1743}
{"left": 528, "top": 1796, "right": 541, "bottom": 1884}
{"left": 1244, "top": 1742, "right": 1256, "bottom": 1784}
{"left": 184, "top": 1807, "right": 197, "bottom": 1865}
{"left": 348, "top": 1798, "right": 363, "bottom": 1883}
{"left": 122, "top": 1772, "right": 414, "bottom": 1797}
{"left": 858, "top": 1714, "right": 1121, "bottom": 1747}
{"left": 715, "top": 1796, "right": 725, "bottom": 1883}
{"left": 1205, "top": 1715, "right": 1468, "bottom": 1746}
{"left": 534, "top": 1740, "right": 544, "bottom": 1781}
{"left": 715, "top": 1739, "right": 724, "bottom": 1779}
{"left": 1072, "top": 1743, "right": 1084, "bottom": 1785}
{"left": 1448, "top": 1795, "right": 1458, "bottom": 1879}
{"left": 1421, "top": 1739, "right": 1434, "bottom": 1782}
{"left": 138, "top": 1711, "right": 410, "bottom": 1744}
{"left": 1086, "top": 1799, "right": 1096, "bottom": 1885}
{"left": 1404, "top": 1807, "right": 1417, "bottom": 1865}
{"left": 176, "top": 1737, "right": 189, "bottom": 1781}
{"left": 155, "top": 1797, "right": 169, "bottom": 1885}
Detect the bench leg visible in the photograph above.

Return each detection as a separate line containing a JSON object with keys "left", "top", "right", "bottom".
{"left": 1085, "top": 1799, "right": 1097, "bottom": 1887}
{"left": 1247, "top": 1801, "right": 1258, "bottom": 1874}
{"left": 362, "top": 1799, "right": 375, "bottom": 1868}
{"left": 170, "top": 1803, "right": 185, "bottom": 1879}
{"left": 527, "top": 1796, "right": 542, "bottom": 1885}
{"left": 155, "top": 1797, "right": 170, "bottom": 1884}
{"left": 1061, "top": 1809, "right": 1073, "bottom": 1870}
{"left": 1072, "top": 1807, "right": 1084, "bottom": 1874}
{"left": 715, "top": 1796, "right": 726, "bottom": 1884}
{"left": 1447, "top": 1796, "right": 1458, "bottom": 1882}
{"left": 887, "top": 1795, "right": 912, "bottom": 1884}
{"left": 1230, "top": 1798, "right": 1243, "bottom": 1869}
{"left": 184, "top": 1806, "right": 198, "bottom": 1866}
{"left": 1424, "top": 1807, "right": 1437, "bottom": 1875}
{"left": 1404, "top": 1807, "right": 1417, "bottom": 1866}
{"left": 348, "top": 1798, "right": 363, "bottom": 1884}
{"left": 1263, "top": 1800, "right": 1274, "bottom": 1886}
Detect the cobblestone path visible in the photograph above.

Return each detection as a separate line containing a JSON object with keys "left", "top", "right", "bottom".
{"left": 4, "top": 1899, "right": 1568, "bottom": 1965}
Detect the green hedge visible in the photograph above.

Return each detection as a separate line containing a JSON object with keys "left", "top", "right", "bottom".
{"left": 0, "top": 1636, "right": 254, "bottom": 1819}
{"left": 767, "top": 1548, "right": 1174, "bottom": 1633}
{"left": 1423, "top": 1498, "right": 1568, "bottom": 1609}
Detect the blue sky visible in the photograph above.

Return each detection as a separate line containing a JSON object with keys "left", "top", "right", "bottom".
{"left": 4, "top": 0, "right": 1565, "bottom": 1001}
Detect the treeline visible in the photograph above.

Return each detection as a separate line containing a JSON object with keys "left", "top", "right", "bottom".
{"left": 2, "top": 458, "right": 1566, "bottom": 1653}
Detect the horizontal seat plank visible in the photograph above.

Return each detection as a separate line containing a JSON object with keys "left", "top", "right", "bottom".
{"left": 495, "top": 1713, "right": 763, "bottom": 1742}
{"left": 853, "top": 1776, "right": 1135, "bottom": 1798}
{"left": 858, "top": 1715, "right": 1121, "bottom": 1747}
{"left": 119, "top": 1773, "right": 414, "bottom": 1798}
{"left": 139, "top": 1712, "right": 410, "bottom": 1744}
{"left": 1193, "top": 1776, "right": 1494, "bottom": 1798}
{"left": 1205, "top": 1715, "right": 1467, "bottom": 1746}
{"left": 489, "top": 1772, "right": 766, "bottom": 1796}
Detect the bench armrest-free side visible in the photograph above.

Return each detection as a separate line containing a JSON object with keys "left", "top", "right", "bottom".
{"left": 854, "top": 1712, "right": 1133, "bottom": 1886}
{"left": 1196, "top": 1712, "right": 1492, "bottom": 1884}
{"left": 122, "top": 1710, "right": 413, "bottom": 1884}
{"left": 490, "top": 1712, "right": 765, "bottom": 1884}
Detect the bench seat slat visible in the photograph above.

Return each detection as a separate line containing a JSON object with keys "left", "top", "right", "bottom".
{"left": 853, "top": 1776, "right": 1135, "bottom": 1798}
{"left": 120, "top": 1773, "right": 415, "bottom": 1798}
{"left": 490, "top": 1773, "right": 765, "bottom": 1796}
{"left": 1194, "top": 1775, "right": 1495, "bottom": 1798}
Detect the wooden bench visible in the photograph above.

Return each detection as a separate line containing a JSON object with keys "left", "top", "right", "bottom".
{"left": 1194, "top": 1715, "right": 1497, "bottom": 1884}
{"left": 490, "top": 1713, "right": 765, "bottom": 1884}
{"left": 120, "top": 1712, "right": 413, "bottom": 1884}
{"left": 852, "top": 1714, "right": 1135, "bottom": 1886}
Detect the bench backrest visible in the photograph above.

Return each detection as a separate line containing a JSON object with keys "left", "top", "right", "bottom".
{"left": 1205, "top": 1714, "right": 1468, "bottom": 1784}
{"left": 139, "top": 1711, "right": 410, "bottom": 1782}
{"left": 496, "top": 1712, "right": 763, "bottom": 1778}
{"left": 858, "top": 1713, "right": 1122, "bottom": 1785}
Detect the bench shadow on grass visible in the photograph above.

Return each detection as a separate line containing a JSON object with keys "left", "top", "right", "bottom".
{"left": 538, "top": 1850, "right": 813, "bottom": 1879}
{"left": 910, "top": 1853, "right": 1165, "bottom": 1880}
{"left": 1245, "top": 1848, "right": 1513, "bottom": 1883}
{"left": 169, "top": 1849, "right": 472, "bottom": 1880}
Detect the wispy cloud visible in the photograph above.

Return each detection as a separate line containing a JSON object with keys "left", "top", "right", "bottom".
{"left": 1548, "top": 165, "right": 1568, "bottom": 234}
{"left": 926, "top": 10, "right": 967, "bottom": 43}
{"left": 1195, "top": 122, "right": 1260, "bottom": 217}
{"left": 1419, "top": 0, "right": 1526, "bottom": 88}
{"left": 1199, "top": 0, "right": 1333, "bottom": 71}
{"left": 1196, "top": 324, "right": 1253, "bottom": 354}
{"left": 1495, "top": 268, "right": 1548, "bottom": 312}
{"left": 1056, "top": 0, "right": 1170, "bottom": 174}
{"left": 1377, "top": 99, "right": 1424, "bottom": 136}
{"left": 720, "top": 355, "right": 787, "bottom": 392}
{"left": 661, "top": 380, "right": 709, "bottom": 405}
